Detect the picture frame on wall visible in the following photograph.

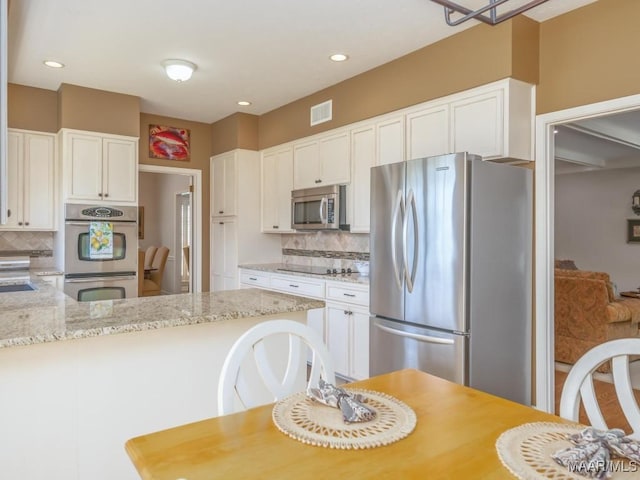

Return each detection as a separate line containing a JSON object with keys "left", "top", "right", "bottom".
{"left": 149, "top": 125, "right": 190, "bottom": 161}
{"left": 627, "top": 219, "right": 640, "bottom": 243}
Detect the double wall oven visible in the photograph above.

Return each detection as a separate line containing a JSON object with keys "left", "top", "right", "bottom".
{"left": 64, "top": 204, "right": 138, "bottom": 301}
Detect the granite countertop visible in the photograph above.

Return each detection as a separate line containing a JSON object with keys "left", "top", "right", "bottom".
{"left": 0, "top": 274, "right": 325, "bottom": 349}
{"left": 240, "top": 263, "right": 370, "bottom": 286}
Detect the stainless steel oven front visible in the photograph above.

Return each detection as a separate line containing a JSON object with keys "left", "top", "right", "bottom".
{"left": 64, "top": 204, "right": 138, "bottom": 301}
{"left": 64, "top": 274, "right": 137, "bottom": 302}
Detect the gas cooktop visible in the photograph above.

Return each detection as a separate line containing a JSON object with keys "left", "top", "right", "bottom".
{"left": 276, "top": 265, "right": 355, "bottom": 276}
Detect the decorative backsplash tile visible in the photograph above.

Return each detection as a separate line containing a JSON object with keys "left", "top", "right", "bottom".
{"left": 281, "top": 231, "right": 369, "bottom": 269}
{"left": 0, "top": 232, "right": 56, "bottom": 268}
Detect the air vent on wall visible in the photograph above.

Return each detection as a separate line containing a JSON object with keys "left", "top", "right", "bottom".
{"left": 310, "top": 100, "right": 332, "bottom": 126}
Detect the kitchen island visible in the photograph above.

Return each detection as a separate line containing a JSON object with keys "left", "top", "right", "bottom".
{"left": 0, "top": 277, "right": 324, "bottom": 480}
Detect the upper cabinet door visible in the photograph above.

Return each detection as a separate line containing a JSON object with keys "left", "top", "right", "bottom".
{"left": 102, "top": 137, "right": 137, "bottom": 204}
{"left": 318, "top": 132, "right": 350, "bottom": 186}
{"left": 350, "top": 125, "right": 375, "bottom": 233}
{"left": 211, "top": 151, "right": 236, "bottom": 217}
{"left": 377, "top": 116, "right": 405, "bottom": 166}
{"left": 451, "top": 90, "right": 503, "bottom": 159}
{"left": 406, "top": 104, "right": 450, "bottom": 161}
{"left": 261, "top": 147, "right": 293, "bottom": 232}
{"left": 67, "top": 133, "right": 103, "bottom": 201}
{"left": 293, "top": 141, "right": 320, "bottom": 189}
{"left": 24, "top": 133, "right": 55, "bottom": 229}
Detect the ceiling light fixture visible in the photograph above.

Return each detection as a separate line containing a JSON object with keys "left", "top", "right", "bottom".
{"left": 237, "top": 101, "right": 251, "bottom": 106}
{"left": 429, "top": 0, "right": 550, "bottom": 26}
{"left": 43, "top": 60, "right": 64, "bottom": 68}
{"left": 162, "top": 59, "right": 197, "bottom": 82}
{"left": 330, "top": 53, "right": 349, "bottom": 62}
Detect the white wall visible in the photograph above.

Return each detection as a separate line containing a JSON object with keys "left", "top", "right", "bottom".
{"left": 555, "top": 166, "right": 640, "bottom": 292}
{"left": 139, "top": 171, "right": 190, "bottom": 294}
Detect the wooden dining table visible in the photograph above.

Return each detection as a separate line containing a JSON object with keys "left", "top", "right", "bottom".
{"left": 125, "top": 369, "right": 570, "bottom": 479}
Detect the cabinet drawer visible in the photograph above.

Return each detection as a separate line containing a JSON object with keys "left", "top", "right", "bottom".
{"left": 239, "top": 270, "right": 270, "bottom": 288}
{"left": 326, "top": 283, "right": 369, "bottom": 307}
{"left": 271, "top": 275, "right": 325, "bottom": 299}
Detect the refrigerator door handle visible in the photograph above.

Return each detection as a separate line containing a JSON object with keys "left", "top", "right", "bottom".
{"left": 390, "top": 190, "right": 404, "bottom": 290}
{"left": 402, "top": 189, "right": 419, "bottom": 293}
{"left": 375, "top": 323, "right": 455, "bottom": 345}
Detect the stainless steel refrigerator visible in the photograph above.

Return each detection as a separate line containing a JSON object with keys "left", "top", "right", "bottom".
{"left": 369, "top": 152, "right": 532, "bottom": 405}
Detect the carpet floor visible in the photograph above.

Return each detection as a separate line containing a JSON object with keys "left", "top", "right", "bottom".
{"left": 555, "top": 369, "right": 640, "bottom": 434}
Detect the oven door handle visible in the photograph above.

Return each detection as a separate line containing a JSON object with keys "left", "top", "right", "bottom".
{"left": 65, "top": 221, "right": 135, "bottom": 227}
{"left": 65, "top": 275, "right": 136, "bottom": 283}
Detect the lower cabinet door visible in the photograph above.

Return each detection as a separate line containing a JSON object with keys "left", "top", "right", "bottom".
{"left": 350, "top": 310, "right": 370, "bottom": 380}
{"left": 326, "top": 303, "right": 350, "bottom": 378}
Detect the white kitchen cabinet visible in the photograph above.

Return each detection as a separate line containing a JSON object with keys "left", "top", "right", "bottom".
{"left": 406, "top": 103, "right": 450, "bottom": 161}
{"left": 211, "top": 217, "right": 238, "bottom": 291}
{"left": 261, "top": 146, "right": 294, "bottom": 233}
{"left": 349, "top": 114, "right": 405, "bottom": 233}
{"left": 210, "top": 150, "right": 281, "bottom": 292}
{"left": 450, "top": 78, "right": 534, "bottom": 162}
{"left": 377, "top": 115, "right": 405, "bottom": 166}
{"left": 349, "top": 125, "right": 375, "bottom": 233}
{"left": 326, "top": 301, "right": 370, "bottom": 380}
{"left": 211, "top": 151, "right": 237, "bottom": 217}
{"left": 2, "top": 129, "right": 56, "bottom": 230}
{"left": 293, "top": 131, "right": 350, "bottom": 189}
{"left": 60, "top": 129, "right": 138, "bottom": 204}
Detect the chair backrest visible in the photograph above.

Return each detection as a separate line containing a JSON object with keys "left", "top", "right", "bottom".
{"left": 559, "top": 338, "right": 640, "bottom": 439}
{"left": 150, "top": 246, "right": 169, "bottom": 284}
{"left": 144, "top": 246, "right": 158, "bottom": 269}
{"left": 217, "top": 319, "right": 335, "bottom": 416}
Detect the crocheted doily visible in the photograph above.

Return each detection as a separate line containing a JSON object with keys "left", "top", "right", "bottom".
{"left": 496, "top": 422, "right": 637, "bottom": 479}
{"left": 271, "top": 388, "right": 416, "bottom": 449}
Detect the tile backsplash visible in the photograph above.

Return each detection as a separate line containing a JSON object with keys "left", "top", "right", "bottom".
{"left": 0, "top": 231, "right": 56, "bottom": 268}
{"left": 281, "top": 231, "right": 369, "bottom": 269}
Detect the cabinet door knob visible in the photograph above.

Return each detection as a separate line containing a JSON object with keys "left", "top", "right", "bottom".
{"left": 18, "top": 222, "right": 23, "bottom": 226}
{"left": 315, "top": 179, "right": 322, "bottom": 184}
{"left": 104, "top": 193, "right": 109, "bottom": 198}
{"left": 219, "top": 210, "right": 224, "bottom": 214}
{"left": 6, "top": 209, "right": 10, "bottom": 217}
{"left": 273, "top": 225, "right": 279, "bottom": 229}
{"left": 98, "top": 193, "right": 103, "bottom": 197}
{"left": 25, "top": 222, "right": 29, "bottom": 226}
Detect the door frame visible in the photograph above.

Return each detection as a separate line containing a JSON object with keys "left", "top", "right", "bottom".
{"left": 534, "top": 93, "right": 640, "bottom": 412}
{"left": 138, "top": 164, "right": 203, "bottom": 293}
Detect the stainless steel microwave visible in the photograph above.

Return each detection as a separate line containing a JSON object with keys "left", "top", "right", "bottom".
{"left": 291, "top": 185, "right": 349, "bottom": 231}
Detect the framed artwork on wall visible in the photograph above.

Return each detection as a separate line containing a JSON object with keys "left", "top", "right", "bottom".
{"left": 627, "top": 219, "right": 640, "bottom": 243}
{"left": 149, "top": 125, "right": 190, "bottom": 161}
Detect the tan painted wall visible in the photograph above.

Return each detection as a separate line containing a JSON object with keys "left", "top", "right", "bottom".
{"left": 258, "top": 16, "right": 539, "bottom": 149}
{"left": 7, "top": 83, "right": 58, "bottom": 132}
{"left": 139, "top": 113, "right": 212, "bottom": 292}
{"left": 538, "top": 0, "right": 640, "bottom": 114}
{"left": 211, "top": 112, "right": 259, "bottom": 155}
{"left": 58, "top": 83, "right": 140, "bottom": 137}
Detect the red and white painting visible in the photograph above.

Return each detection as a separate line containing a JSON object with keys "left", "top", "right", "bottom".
{"left": 149, "top": 125, "right": 190, "bottom": 161}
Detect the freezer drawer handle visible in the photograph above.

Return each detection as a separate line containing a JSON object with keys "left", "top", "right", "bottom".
{"left": 375, "top": 324, "right": 455, "bottom": 345}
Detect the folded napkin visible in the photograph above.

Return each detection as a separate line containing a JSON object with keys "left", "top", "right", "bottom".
{"left": 551, "top": 427, "right": 640, "bottom": 479}
{"left": 307, "top": 379, "right": 377, "bottom": 424}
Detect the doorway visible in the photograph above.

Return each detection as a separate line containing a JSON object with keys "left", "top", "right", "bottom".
{"left": 535, "top": 93, "right": 640, "bottom": 412}
{"left": 138, "top": 164, "right": 202, "bottom": 294}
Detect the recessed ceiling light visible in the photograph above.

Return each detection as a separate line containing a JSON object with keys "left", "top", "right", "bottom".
{"left": 329, "top": 53, "right": 349, "bottom": 62}
{"left": 43, "top": 60, "right": 64, "bottom": 68}
{"left": 237, "top": 101, "right": 251, "bottom": 106}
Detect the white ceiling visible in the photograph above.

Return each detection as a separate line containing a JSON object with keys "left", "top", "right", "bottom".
{"left": 8, "top": 0, "right": 596, "bottom": 124}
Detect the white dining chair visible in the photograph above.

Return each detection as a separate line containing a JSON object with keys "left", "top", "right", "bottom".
{"left": 559, "top": 338, "right": 640, "bottom": 439}
{"left": 217, "top": 319, "right": 335, "bottom": 416}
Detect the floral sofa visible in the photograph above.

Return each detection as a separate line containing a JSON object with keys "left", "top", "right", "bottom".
{"left": 554, "top": 263, "right": 640, "bottom": 372}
